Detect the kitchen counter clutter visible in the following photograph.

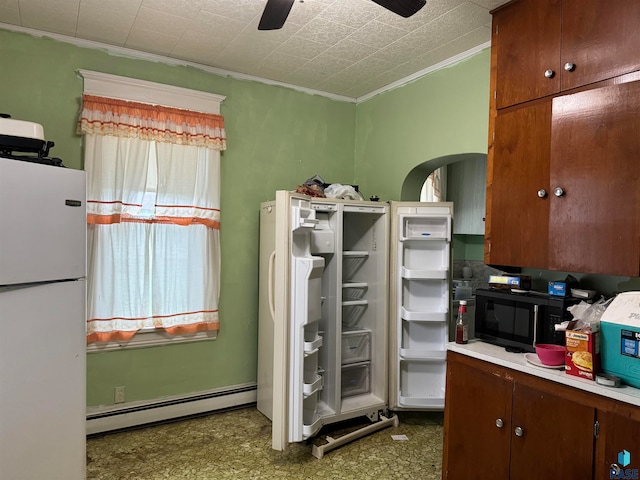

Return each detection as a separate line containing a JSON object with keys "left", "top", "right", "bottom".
{"left": 447, "top": 340, "right": 640, "bottom": 407}
{"left": 443, "top": 340, "right": 640, "bottom": 479}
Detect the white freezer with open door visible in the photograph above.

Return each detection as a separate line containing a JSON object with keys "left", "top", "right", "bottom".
{"left": 258, "top": 192, "right": 452, "bottom": 456}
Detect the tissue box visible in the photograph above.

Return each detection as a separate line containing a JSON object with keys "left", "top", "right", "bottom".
{"left": 565, "top": 324, "right": 600, "bottom": 381}
{"left": 548, "top": 281, "right": 567, "bottom": 297}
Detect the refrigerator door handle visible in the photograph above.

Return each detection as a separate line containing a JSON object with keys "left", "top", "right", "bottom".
{"left": 268, "top": 250, "right": 276, "bottom": 320}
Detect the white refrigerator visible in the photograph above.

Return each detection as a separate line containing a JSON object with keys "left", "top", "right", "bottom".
{"left": 0, "top": 157, "right": 86, "bottom": 480}
{"left": 257, "top": 190, "right": 452, "bottom": 457}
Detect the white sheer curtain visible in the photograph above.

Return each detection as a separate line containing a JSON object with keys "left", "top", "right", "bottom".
{"left": 80, "top": 95, "right": 225, "bottom": 344}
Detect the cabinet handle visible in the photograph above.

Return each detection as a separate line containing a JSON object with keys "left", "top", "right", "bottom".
{"left": 537, "top": 189, "right": 547, "bottom": 198}
{"left": 544, "top": 69, "right": 555, "bottom": 78}
{"left": 515, "top": 426, "right": 524, "bottom": 437}
{"left": 495, "top": 418, "right": 504, "bottom": 428}
{"left": 554, "top": 187, "right": 565, "bottom": 197}
{"left": 564, "top": 62, "right": 576, "bottom": 72}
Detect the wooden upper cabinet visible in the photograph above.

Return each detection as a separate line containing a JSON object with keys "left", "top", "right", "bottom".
{"left": 548, "top": 80, "right": 640, "bottom": 276}
{"left": 494, "top": 0, "right": 640, "bottom": 109}
{"left": 561, "top": 0, "right": 640, "bottom": 92}
{"left": 494, "top": 0, "right": 561, "bottom": 109}
{"left": 485, "top": 99, "right": 551, "bottom": 269}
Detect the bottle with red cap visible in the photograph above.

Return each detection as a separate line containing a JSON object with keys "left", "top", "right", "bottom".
{"left": 455, "top": 300, "right": 468, "bottom": 344}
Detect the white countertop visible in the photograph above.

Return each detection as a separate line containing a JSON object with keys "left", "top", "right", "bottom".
{"left": 447, "top": 340, "right": 640, "bottom": 408}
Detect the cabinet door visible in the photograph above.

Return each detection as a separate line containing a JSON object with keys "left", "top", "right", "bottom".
{"left": 485, "top": 100, "right": 551, "bottom": 269}
{"left": 509, "top": 383, "right": 595, "bottom": 480}
{"left": 442, "top": 358, "right": 512, "bottom": 479}
{"left": 549, "top": 80, "right": 640, "bottom": 275}
{"left": 594, "top": 411, "right": 640, "bottom": 479}
{"left": 493, "top": 0, "right": 561, "bottom": 109}
{"left": 561, "top": 0, "right": 640, "bottom": 92}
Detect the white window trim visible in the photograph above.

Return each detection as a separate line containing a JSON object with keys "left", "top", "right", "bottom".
{"left": 78, "top": 69, "right": 225, "bottom": 113}
{"left": 80, "top": 70, "right": 224, "bottom": 352}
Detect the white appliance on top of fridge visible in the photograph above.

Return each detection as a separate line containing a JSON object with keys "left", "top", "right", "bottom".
{"left": 0, "top": 120, "right": 86, "bottom": 480}
{"left": 257, "top": 190, "right": 452, "bottom": 458}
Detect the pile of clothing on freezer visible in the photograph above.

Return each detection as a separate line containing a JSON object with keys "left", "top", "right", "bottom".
{"left": 295, "top": 175, "right": 364, "bottom": 200}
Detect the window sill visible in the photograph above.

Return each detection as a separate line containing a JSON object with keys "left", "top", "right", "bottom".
{"left": 86, "top": 329, "right": 217, "bottom": 353}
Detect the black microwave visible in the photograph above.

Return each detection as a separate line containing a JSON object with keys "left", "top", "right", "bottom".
{"left": 474, "top": 288, "right": 581, "bottom": 353}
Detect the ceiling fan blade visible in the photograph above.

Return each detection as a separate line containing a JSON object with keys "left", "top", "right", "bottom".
{"left": 258, "top": 0, "right": 295, "bottom": 30}
{"left": 370, "top": 0, "right": 426, "bottom": 18}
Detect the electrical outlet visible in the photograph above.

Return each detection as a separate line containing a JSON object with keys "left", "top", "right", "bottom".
{"left": 114, "top": 386, "right": 125, "bottom": 404}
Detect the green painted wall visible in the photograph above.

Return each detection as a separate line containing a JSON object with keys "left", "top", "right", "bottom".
{"left": 353, "top": 50, "right": 491, "bottom": 202}
{"left": 0, "top": 29, "right": 356, "bottom": 406}
{"left": 452, "top": 235, "right": 485, "bottom": 261}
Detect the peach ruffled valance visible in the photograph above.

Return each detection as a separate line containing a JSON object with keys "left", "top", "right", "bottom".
{"left": 78, "top": 94, "right": 226, "bottom": 151}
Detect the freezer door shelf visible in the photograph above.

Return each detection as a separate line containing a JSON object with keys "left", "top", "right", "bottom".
{"left": 398, "top": 396, "right": 445, "bottom": 409}
{"left": 399, "top": 349, "right": 446, "bottom": 361}
{"left": 400, "top": 307, "right": 448, "bottom": 322}
{"left": 302, "top": 418, "right": 324, "bottom": 438}
{"left": 304, "top": 335, "right": 323, "bottom": 355}
{"left": 397, "top": 359, "right": 447, "bottom": 409}
{"left": 401, "top": 266, "right": 448, "bottom": 280}
{"left": 303, "top": 374, "right": 324, "bottom": 397}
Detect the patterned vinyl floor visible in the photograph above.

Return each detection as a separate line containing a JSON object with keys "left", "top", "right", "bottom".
{"left": 86, "top": 406, "right": 444, "bottom": 480}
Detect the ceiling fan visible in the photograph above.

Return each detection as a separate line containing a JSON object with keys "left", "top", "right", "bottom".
{"left": 258, "top": 0, "right": 427, "bottom": 30}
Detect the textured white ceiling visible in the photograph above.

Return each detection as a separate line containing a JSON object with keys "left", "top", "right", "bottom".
{"left": 0, "top": 0, "right": 510, "bottom": 99}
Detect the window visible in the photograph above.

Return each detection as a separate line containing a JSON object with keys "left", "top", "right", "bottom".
{"left": 421, "top": 166, "right": 447, "bottom": 202}
{"left": 78, "top": 71, "right": 226, "bottom": 350}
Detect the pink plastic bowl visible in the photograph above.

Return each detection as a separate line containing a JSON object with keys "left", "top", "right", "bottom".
{"left": 535, "top": 344, "right": 566, "bottom": 366}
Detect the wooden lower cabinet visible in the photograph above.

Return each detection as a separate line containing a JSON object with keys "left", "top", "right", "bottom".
{"left": 594, "top": 411, "right": 640, "bottom": 479}
{"left": 443, "top": 352, "right": 595, "bottom": 479}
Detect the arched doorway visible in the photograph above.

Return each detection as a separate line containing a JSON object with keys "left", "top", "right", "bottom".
{"left": 400, "top": 152, "right": 486, "bottom": 201}
{"left": 401, "top": 152, "right": 490, "bottom": 281}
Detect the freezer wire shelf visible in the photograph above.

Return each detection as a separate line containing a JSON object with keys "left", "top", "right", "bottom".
{"left": 342, "top": 251, "right": 368, "bottom": 280}
{"left": 342, "top": 282, "right": 368, "bottom": 300}
{"left": 342, "top": 300, "right": 367, "bottom": 328}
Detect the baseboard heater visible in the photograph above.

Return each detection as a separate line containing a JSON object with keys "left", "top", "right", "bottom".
{"left": 86, "top": 382, "right": 257, "bottom": 435}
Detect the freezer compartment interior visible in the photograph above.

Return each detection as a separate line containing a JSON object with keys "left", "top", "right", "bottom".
{"left": 311, "top": 203, "right": 388, "bottom": 418}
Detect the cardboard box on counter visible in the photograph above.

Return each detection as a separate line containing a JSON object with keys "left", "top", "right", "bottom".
{"left": 565, "top": 324, "right": 601, "bottom": 381}
{"left": 488, "top": 275, "right": 531, "bottom": 290}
